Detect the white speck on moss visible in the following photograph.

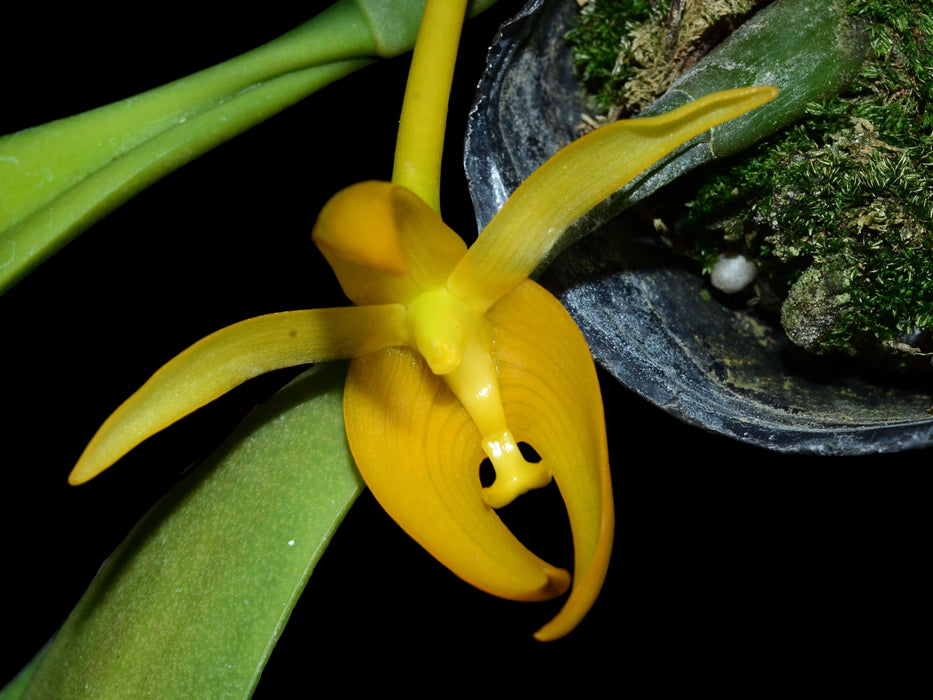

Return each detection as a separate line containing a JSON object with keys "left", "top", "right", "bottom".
{"left": 710, "top": 252, "right": 757, "bottom": 293}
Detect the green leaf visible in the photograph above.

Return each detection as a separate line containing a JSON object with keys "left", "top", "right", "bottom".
{"left": 0, "top": 3, "right": 367, "bottom": 295}
{"left": 14, "top": 362, "right": 363, "bottom": 699}
{"left": 640, "top": 0, "right": 870, "bottom": 156}
{"left": 0, "top": 0, "right": 499, "bottom": 295}
{"left": 0, "top": 646, "right": 44, "bottom": 700}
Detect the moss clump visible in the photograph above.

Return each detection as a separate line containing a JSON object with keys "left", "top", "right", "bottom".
{"left": 565, "top": 0, "right": 660, "bottom": 117}
{"left": 571, "top": 0, "right": 933, "bottom": 366}
{"left": 566, "top": 0, "right": 770, "bottom": 121}
{"left": 677, "top": 0, "right": 932, "bottom": 361}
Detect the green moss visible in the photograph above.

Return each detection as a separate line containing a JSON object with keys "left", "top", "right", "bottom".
{"left": 568, "top": 0, "right": 931, "bottom": 364}
{"left": 565, "top": 0, "right": 661, "bottom": 115}
{"left": 666, "top": 0, "right": 932, "bottom": 361}
{"left": 566, "top": 0, "right": 769, "bottom": 119}
{"left": 568, "top": 0, "right": 931, "bottom": 367}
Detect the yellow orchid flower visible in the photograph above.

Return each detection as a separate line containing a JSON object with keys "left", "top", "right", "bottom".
{"left": 67, "top": 0, "right": 777, "bottom": 641}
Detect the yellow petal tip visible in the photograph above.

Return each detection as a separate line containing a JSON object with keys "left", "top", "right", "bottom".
{"left": 542, "top": 566, "right": 572, "bottom": 599}
{"left": 67, "top": 469, "right": 89, "bottom": 487}
{"left": 67, "top": 451, "right": 110, "bottom": 486}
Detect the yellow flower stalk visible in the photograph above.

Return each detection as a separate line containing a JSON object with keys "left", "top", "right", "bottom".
{"left": 68, "top": 0, "right": 776, "bottom": 640}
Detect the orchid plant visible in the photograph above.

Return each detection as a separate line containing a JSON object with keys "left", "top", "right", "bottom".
{"left": 68, "top": 1, "right": 773, "bottom": 638}
{"left": 2, "top": 1, "right": 775, "bottom": 695}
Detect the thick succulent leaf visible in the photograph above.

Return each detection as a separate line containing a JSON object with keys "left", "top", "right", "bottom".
{"left": 448, "top": 86, "right": 778, "bottom": 311}
{"left": 70, "top": 305, "right": 407, "bottom": 484}
{"left": 0, "top": 0, "right": 382, "bottom": 295}
{"left": 0, "top": 647, "right": 44, "bottom": 700}
{"left": 488, "top": 280, "right": 613, "bottom": 641}
{"left": 0, "top": 0, "right": 502, "bottom": 295}
{"left": 0, "top": 61, "right": 369, "bottom": 296}
{"left": 17, "top": 362, "right": 363, "bottom": 699}
{"left": 358, "top": 0, "right": 501, "bottom": 56}
{"left": 343, "top": 346, "right": 571, "bottom": 602}
{"left": 312, "top": 181, "right": 467, "bottom": 306}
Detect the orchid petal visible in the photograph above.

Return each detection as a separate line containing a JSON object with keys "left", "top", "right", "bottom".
{"left": 343, "top": 346, "right": 571, "bottom": 602}
{"left": 312, "top": 181, "right": 466, "bottom": 306}
{"left": 69, "top": 305, "right": 408, "bottom": 485}
{"left": 488, "top": 280, "right": 613, "bottom": 641}
{"left": 448, "top": 86, "right": 779, "bottom": 311}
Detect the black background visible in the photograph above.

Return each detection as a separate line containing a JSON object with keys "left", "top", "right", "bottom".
{"left": 1, "top": 2, "right": 926, "bottom": 694}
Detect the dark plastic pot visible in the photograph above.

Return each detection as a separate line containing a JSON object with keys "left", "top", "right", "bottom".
{"left": 463, "top": 0, "right": 933, "bottom": 454}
